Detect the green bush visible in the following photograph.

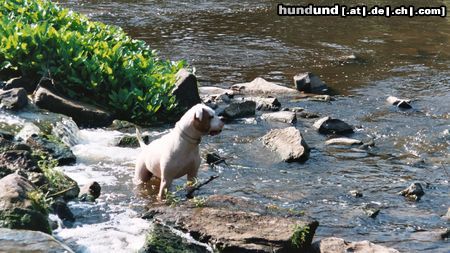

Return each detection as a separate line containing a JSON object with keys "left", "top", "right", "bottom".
{"left": 0, "top": 0, "right": 186, "bottom": 123}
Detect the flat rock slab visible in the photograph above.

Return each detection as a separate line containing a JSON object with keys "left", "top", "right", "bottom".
{"left": 312, "top": 237, "right": 399, "bottom": 253}
{"left": 231, "top": 77, "right": 298, "bottom": 96}
{"left": 0, "top": 228, "right": 74, "bottom": 253}
{"left": 145, "top": 195, "right": 319, "bottom": 253}
{"left": 219, "top": 100, "right": 256, "bottom": 119}
{"left": 325, "top": 137, "right": 362, "bottom": 146}
{"left": 261, "top": 111, "right": 297, "bottom": 124}
{"left": 313, "top": 116, "right": 353, "bottom": 135}
{"left": 261, "top": 127, "right": 310, "bottom": 163}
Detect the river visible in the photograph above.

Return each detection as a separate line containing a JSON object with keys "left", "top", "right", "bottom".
{"left": 37, "top": 0, "right": 450, "bottom": 252}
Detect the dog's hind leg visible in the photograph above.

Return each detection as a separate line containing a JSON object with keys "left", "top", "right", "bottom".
{"left": 158, "top": 177, "right": 172, "bottom": 200}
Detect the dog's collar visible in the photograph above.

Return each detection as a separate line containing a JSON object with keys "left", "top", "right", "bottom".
{"left": 176, "top": 125, "right": 201, "bottom": 145}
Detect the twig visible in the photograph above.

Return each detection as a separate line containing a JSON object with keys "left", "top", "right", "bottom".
{"left": 47, "top": 185, "right": 78, "bottom": 198}
{"left": 186, "top": 175, "right": 219, "bottom": 199}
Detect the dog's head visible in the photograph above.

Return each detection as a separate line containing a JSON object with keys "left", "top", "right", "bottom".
{"left": 191, "top": 104, "right": 224, "bottom": 136}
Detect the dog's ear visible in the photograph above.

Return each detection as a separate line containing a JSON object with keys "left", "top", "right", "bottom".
{"left": 194, "top": 107, "right": 203, "bottom": 121}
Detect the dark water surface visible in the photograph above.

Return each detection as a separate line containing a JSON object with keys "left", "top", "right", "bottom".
{"left": 55, "top": 0, "right": 449, "bottom": 252}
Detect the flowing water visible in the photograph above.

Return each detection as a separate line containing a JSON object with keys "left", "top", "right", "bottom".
{"left": 4, "top": 0, "right": 450, "bottom": 252}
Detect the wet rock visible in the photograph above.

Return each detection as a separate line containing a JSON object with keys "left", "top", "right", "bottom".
{"left": 308, "top": 95, "right": 332, "bottom": 102}
{"left": 359, "top": 139, "right": 376, "bottom": 149}
{"left": 290, "top": 107, "right": 305, "bottom": 112}
{"left": 0, "top": 88, "right": 28, "bottom": 110}
{"left": 297, "top": 111, "right": 320, "bottom": 119}
{"left": 199, "top": 86, "right": 236, "bottom": 97}
{"left": 293, "top": 72, "right": 328, "bottom": 94}
{"left": 51, "top": 198, "right": 75, "bottom": 222}
{"left": 145, "top": 195, "right": 319, "bottom": 252}
{"left": 441, "top": 228, "right": 450, "bottom": 239}
{"left": 79, "top": 181, "right": 101, "bottom": 202}
{"left": 313, "top": 116, "right": 354, "bottom": 135}
{"left": 261, "top": 111, "right": 297, "bottom": 124}
{"left": 117, "top": 134, "right": 150, "bottom": 148}
{"left": 387, "top": 96, "right": 412, "bottom": 109}
{"left": 33, "top": 81, "right": 113, "bottom": 128}
{"left": 325, "top": 137, "right": 363, "bottom": 146}
{"left": 108, "top": 119, "right": 137, "bottom": 132}
{"left": 219, "top": 100, "right": 256, "bottom": 119}
{"left": 399, "top": 182, "right": 425, "bottom": 201}
{"left": 0, "top": 228, "right": 74, "bottom": 252}
{"left": 172, "top": 69, "right": 202, "bottom": 109}
{"left": 26, "top": 134, "right": 76, "bottom": 166}
{"left": 205, "top": 153, "right": 226, "bottom": 166}
{"left": 0, "top": 174, "right": 51, "bottom": 233}
{"left": 335, "top": 54, "right": 366, "bottom": 65}
{"left": 0, "top": 149, "right": 41, "bottom": 178}
{"left": 362, "top": 203, "right": 381, "bottom": 218}
{"left": 248, "top": 97, "right": 281, "bottom": 111}
{"left": 231, "top": 77, "right": 298, "bottom": 96}
{"left": 3, "top": 76, "right": 38, "bottom": 93}
{"left": 312, "top": 237, "right": 399, "bottom": 253}
{"left": 0, "top": 131, "right": 31, "bottom": 153}
{"left": 443, "top": 207, "right": 450, "bottom": 220}
{"left": 349, "top": 190, "right": 363, "bottom": 198}
{"left": 262, "top": 127, "right": 310, "bottom": 163}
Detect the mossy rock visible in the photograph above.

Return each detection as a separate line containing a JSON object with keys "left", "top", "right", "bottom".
{"left": 117, "top": 134, "right": 150, "bottom": 148}
{"left": 27, "top": 134, "right": 76, "bottom": 166}
{"left": 0, "top": 208, "right": 51, "bottom": 234}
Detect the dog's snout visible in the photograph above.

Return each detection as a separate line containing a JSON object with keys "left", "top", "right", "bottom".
{"left": 219, "top": 116, "right": 225, "bottom": 122}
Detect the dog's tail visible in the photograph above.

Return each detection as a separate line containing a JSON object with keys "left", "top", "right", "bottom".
{"left": 136, "top": 128, "right": 146, "bottom": 147}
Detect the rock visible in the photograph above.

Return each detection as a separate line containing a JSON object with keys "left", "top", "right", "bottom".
{"left": 308, "top": 95, "right": 332, "bottom": 102}
{"left": 293, "top": 72, "right": 328, "bottom": 94}
{"left": 312, "top": 237, "right": 399, "bottom": 253}
{"left": 219, "top": 100, "right": 256, "bottom": 119}
{"left": 443, "top": 207, "right": 450, "bottom": 220}
{"left": 261, "top": 111, "right": 297, "bottom": 124}
{"left": 0, "top": 150, "right": 41, "bottom": 178}
{"left": 199, "top": 86, "right": 235, "bottom": 97}
{"left": 0, "top": 174, "right": 51, "bottom": 233}
{"left": 79, "top": 181, "right": 101, "bottom": 202}
{"left": 325, "top": 138, "right": 363, "bottom": 146}
{"left": 313, "top": 117, "right": 354, "bottom": 135}
{"left": 3, "top": 76, "right": 38, "bottom": 93}
{"left": 362, "top": 203, "right": 381, "bottom": 218}
{"left": 231, "top": 77, "right": 298, "bottom": 96}
{"left": 399, "top": 182, "right": 425, "bottom": 201}
{"left": 0, "top": 88, "right": 28, "bottom": 110}
{"left": 205, "top": 153, "right": 226, "bottom": 166}
{"left": 440, "top": 228, "right": 450, "bottom": 239}
{"left": 172, "top": 69, "right": 202, "bottom": 109}
{"left": 26, "top": 134, "right": 76, "bottom": 166}
{"left": 387, "top": 96, "right": 412, "bottom": 109}
{"left": 108, "top": 119, "right": 137, "bottom": 132}
{"left": 349, "top": 190, "right": 363, "bottom": 198}
{"left": 359, "top": 139, "right": 376, "bottom": 149}
{"left": 290, "top": 107, "right": 305, "bottom": 112}
{"left": 297, "top": 111, "right": 320, "bottom": 119}
{"left": 248, "top": 97, "right": 281, "bottom": 111}
{"left": 33, "top": 83, "right": 113, "bottom": 128}
{"left": 145, "top": 195, "right": 319, "bottom": 252}
{"left": 51, "top": 198, "right": 75, "bottom": 222}
{"left": 262, "top": 127, "right": 310, "bottom": 163}
{"left": 0, "top": 228, "right": 74, "bottom": 252}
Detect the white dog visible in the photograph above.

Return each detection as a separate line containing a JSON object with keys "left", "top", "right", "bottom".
{"left": 134, "top": 104, "right": 224, "bottom": 199}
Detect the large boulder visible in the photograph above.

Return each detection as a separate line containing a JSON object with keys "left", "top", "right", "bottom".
{"left": 262, "top": 127, "right": 310, "bottom": 163}
{"left": 172, "top": 69, "right": 202, "bottom": 109}
{"left": 144, "top": 195, "right": 319, "bottom": 253}
{"left": 3, "top": 76, "right": 38, "bottom": 93}
{"left": 0, "top": 228, "right": 74, "bottom": 252}
{"left": 219, "top": 100, "right": 256, "bottom": 119}
{"left": 0, "top": 174, "right": 51, "bottom": 233}
{"left": 312, "top": 237, "right": 399, "bottom": 253}
{"left": 231, "top": 77, "right": 299, "bottom": 96}
{"left": 33, "top": 82, "right": 113, "bottom": 128}
{"left": 313, "top": 116, "right": 354, "bottom": 135}
{"left": 293, "top": 72, "right": 328, "bottom": 94}
{"left": 0, "top": 88, "right": 28, "bottom": 110}
{"left": 261, "top": 111, "right": 297, "bottom": 124}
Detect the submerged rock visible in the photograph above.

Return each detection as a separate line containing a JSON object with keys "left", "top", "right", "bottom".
{"left": 0, "top": 174, "right": 51, "bottom": 234}
{"left": 313, "top": 117, "right": 354, "bottom": 135}
{"left": 262, "top": 127, "right": 310, "bottom": 163}
{"left": 51, "top": 198, "right": 75, "bottom": 222}
{"left": 387, "top": 96, "right": 412, "bottom": 109}
{"left": 297, "top": 111, "right": 320, "bottom": 119}
{"left": 399, "top": 182, "right": 425, "bottom": 201}
{"left": 219, "top": 100, "right": 256, "bottom": 119}
{"left": 231, "top": 77, "right": 298, "bottom": 96}
{"left": 312, "top": 237, "right": 399, "bottom": 253}
{"left": 362, "top": 203, "right": 381, "bottom": 218}
{"left": 172, "top": 69, "right": 202, "bottom": 109}
{"left": 144, "top": 195, "right": 319, "bottom": 253}
{"left": 261, "top": 111, "right": 297, "bottom": 124}
{"left": 293, "top": 72, "right": 328, "bottom": 94}
{"left": 0, "top": 228, "right": 74, "bottom": 253}
{"left": 0, "top": 88, "right": 28, "bottom": 110}
{"left": 325, "top": 137, "right": 362, "bottom": 146}
{"left": 79, "top": 181, "right": 101, "bottom": 202}
{"left": 249, "top": 97, "right": 281, "bottom": 111}
{"left": 33, "top": 80, "right": 113, "bottom": 128}
{"left": 349, "top": 190, "right": 363, "bottom": 198}
{"left": 117, "top": 134, "right": 150, "bottom": 148}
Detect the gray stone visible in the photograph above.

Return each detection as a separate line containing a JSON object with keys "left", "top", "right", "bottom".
{"left": 117, "top": 134, "right": 150, "bottom": 148}
{"left": 261, "top": 111, "right": 297, "bottom": 124}
{"left": 325, "top": 138, "right": 363, "bottom": 146}
{"left": 3, "top": 76, "right": 38, "bottom": 93}
{"left": 293, "top": 72, "right": 328, "bottom": 94}
{"left": 79, "top": 181, "right": 101, "bottom": 202}
{"left": 249, "top": 97, "right": 281, "bottom": 111}
{"left": 349, "top": 190, "right": 363, "bottom": 198}
{"left": 219, "top": 100, "right": 256, "bottom": 119}
{"left": 172, "top": 69, "right": 202, "bottom": 109}
{"left": 312, "top": 237, "right": 399, "bottom": 253}
{"left": 26, "top": 134, "right": 76, "bottom": 166}
{"left": 362, "top": 203, "right": 381, "bottom": 218}
{"left": 313, "top": 117, "right": 354, "bottom": 135}
{"left": 297, "top": 111, "right": 320, "bottom": 119}
{"left": 0, "top": 149, "right": 41, "bottom": 177}
{"left": 387, "top": 96, "right": 412, "bottom": 109}
{"left": 33, "top": 83, "right": 113, "bottom": 128}
{"left": 231, "top": 77, "right": 298, "bottom": 96}
{"left": 0, "top": 88, "right": 28, "bottom": 110}
{"left": 0, "top": 228, "right": 74, "bottom": 253}
{"left": 399, "top": 182, "right": 425, "bottom": 201}
{"left": 262, "top": 127, "right": 310, "bottom": 163}
{"left": 308, "top": 95, "right": 332, "bottom": 102}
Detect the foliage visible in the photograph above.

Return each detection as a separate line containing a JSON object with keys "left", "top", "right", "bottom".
{"left": 189, "top": 196, "right": 207, "bottom": 208}
{"left": 0, "top": 0, "right": 186, "bottom": 123}
{"left": 37, "top": 156, "right": 75, "bottom": 195}
{"left": 27, "top": 190, "right": 52, "bottom": 216}
{"left": 290, "top": 224, "right": 310, "bottom": 249}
